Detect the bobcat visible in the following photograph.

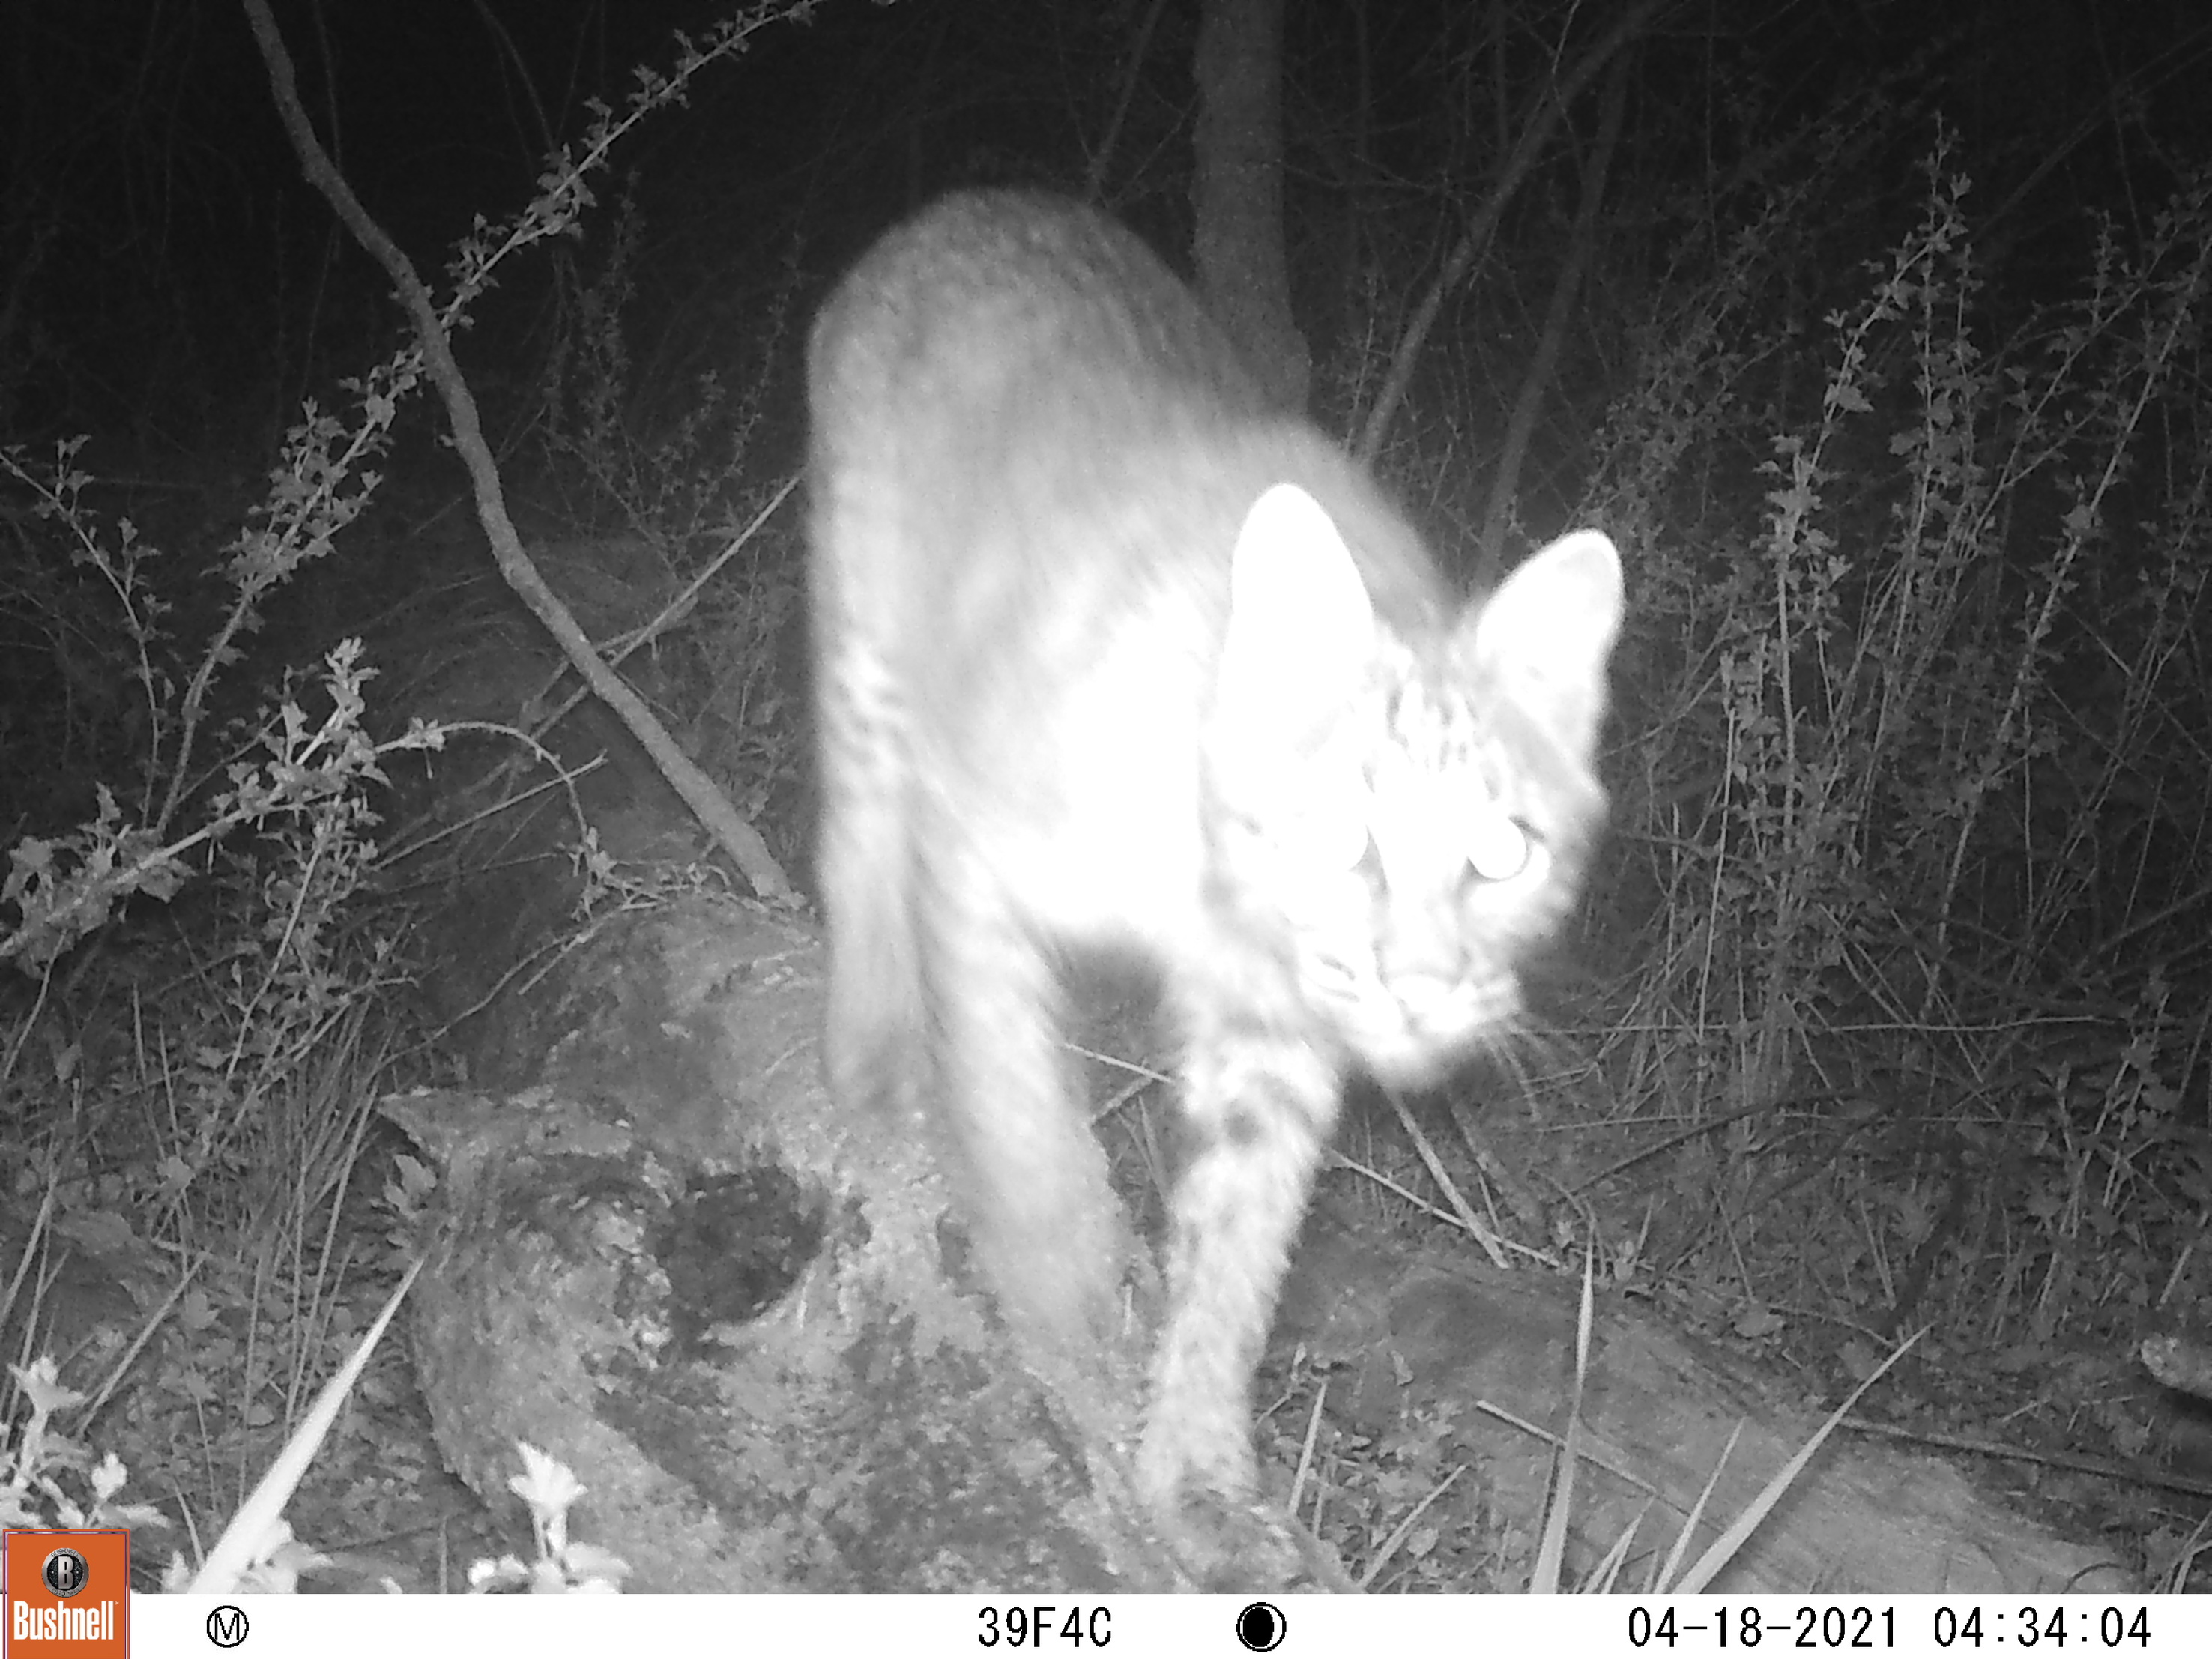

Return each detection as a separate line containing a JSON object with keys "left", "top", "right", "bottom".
{"left": 807, "top": 188, "right": 1622, "bottom": 1542}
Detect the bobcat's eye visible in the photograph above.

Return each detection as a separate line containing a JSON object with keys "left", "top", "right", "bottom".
{"left": 1302, "top": 799, "right": 1372, "bottom": 871}
{"left": 1466, "top": 810, "right": 1533, "bottom": 883}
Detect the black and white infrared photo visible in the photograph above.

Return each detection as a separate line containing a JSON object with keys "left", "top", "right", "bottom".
{"left": 1, "top": 0, "right": 2211, "bottom": 1637}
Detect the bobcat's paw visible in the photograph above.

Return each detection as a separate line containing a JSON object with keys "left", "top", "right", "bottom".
{"left": 1152, "top": 1482, "right": 1352, "bottom": 1592}
{"left": 1134, "top": 1434, "right": 1350, "bottom": 1591}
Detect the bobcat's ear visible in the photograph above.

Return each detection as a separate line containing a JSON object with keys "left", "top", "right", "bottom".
{"left": 1464, "top": 529, "right": 1623, "bottom": 756}
{"left": 1218, "top": 484, "right": 1375, "bottom": 719}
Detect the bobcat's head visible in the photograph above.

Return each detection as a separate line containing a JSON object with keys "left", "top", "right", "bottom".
{"left": 1205, "top": 484, "right": 1622, "bottom": 1084}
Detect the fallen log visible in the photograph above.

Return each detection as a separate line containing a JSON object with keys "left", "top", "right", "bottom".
{"left": 385, "top": 893, "right": 2136, "bottom": 1592}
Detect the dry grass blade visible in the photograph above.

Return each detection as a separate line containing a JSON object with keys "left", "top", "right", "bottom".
{"left": 1655, "top": 1418, "right": 1744, "bottom": 1589}
{"left": 1584, "top": 1500, "right": 1652, "bottom": 1592}
{"left": 187, "top": 1257, "right": 422, "bottom": 1593}
{"left": 1667, "top": 1331, "right": 1921, "bottom": 1593}
{"left": 1287, "top": 1377, "right": 1329, "bottom": 1517}
{"left": 1530, "top": 1244, "right": 1598, "bottom": 1592}
{"left": 1385, "top": 1087, "right": 1510, "bottom": 1269}
{"left": 1357, "top": 1466, "right": 1466, "bottom": 1591}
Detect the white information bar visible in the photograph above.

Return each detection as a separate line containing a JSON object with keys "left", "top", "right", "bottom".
{"left": 133, "top": 1592, "right": 2199, "bottom": 1658}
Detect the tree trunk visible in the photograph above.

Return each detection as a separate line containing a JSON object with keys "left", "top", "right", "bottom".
{"left": 1191, "top": 0, "right": 1308, "bottom": 410}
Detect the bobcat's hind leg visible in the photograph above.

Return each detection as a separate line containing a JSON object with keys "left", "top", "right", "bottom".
{"left": 813, "top": 645, "right": 924, "bottom": 1120}
{"left": 913, "top": 827, "right": 1131, "bottom": 1366}
{"left": 809, "top": 451, "right": 926, "bottom": 1122}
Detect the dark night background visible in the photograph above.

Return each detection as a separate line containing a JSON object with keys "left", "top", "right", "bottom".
{"left": 13, "top": 1, "right": 2207, "bottom": 499}
{"left": 4, "top": 0, "right": 2212, "bottom": 1594}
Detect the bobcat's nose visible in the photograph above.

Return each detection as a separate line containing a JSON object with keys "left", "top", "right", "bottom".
{"left": 1390, "top": 970, "right": 1460, "bottom": 1023}
{"left": 1382, "top": 949, "right": 1519, "bottom": 1064}
{"left": 1377, "top": 913, "right": 1466, "bottom": 991}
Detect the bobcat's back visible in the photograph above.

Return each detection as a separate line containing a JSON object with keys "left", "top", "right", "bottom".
{"left": 809, "top": 192, "right": 1490, "bottom": 961}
